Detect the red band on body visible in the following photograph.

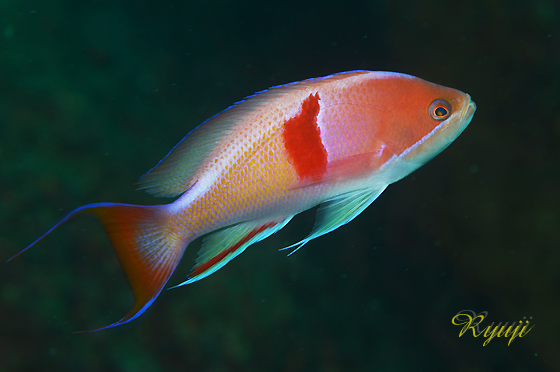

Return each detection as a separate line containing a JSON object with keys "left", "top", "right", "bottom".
{"left": 282, "top": 93, "right": 327, "bottom": 181}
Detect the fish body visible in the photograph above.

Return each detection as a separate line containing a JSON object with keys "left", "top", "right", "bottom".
{"left": 11, "top": 71, "right": 476, "bottom": 331}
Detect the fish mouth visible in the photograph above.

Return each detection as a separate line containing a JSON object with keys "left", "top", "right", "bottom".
{"left": 461, "top": 94, "right": 477, "bottom": 124}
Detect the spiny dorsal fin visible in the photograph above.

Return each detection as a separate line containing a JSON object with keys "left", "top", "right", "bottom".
{"left": 137, "top": 71, "right": 372, "bottom": 197}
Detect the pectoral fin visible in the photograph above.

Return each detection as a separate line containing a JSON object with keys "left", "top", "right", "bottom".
{"left": 291, "top": 142, "right": 394, "bottom": 189}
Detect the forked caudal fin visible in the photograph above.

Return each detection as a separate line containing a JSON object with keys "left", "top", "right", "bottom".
{"left": 8, "top": 203, "right": 186, "bottom": 332}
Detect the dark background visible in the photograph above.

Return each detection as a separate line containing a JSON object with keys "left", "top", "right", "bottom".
{"left": 1, "top": 0, "right": 559, "bottom": 371}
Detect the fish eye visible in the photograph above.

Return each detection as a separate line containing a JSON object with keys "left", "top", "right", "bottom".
{"left": 429, "top": 99, "right": 451, "bottom": 121}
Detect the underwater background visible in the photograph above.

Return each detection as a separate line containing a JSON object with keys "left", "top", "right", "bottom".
{"left": 1, "top": 0, "right": 559, "bottom": 371}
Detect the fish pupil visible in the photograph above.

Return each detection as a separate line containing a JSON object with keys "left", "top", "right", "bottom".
{"left": 435, "top": 106, "right": 448, "bottom": 117}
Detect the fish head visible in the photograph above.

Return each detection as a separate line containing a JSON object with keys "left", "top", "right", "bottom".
{"left": 369, "top": 73, "right": 476, "bottom": 183}
{"left": 397, "top": 77, "right": 476, "bottom": 165}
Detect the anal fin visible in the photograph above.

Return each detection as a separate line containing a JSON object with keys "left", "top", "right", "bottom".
{"left": 170, "top": 216, "right": 293, "bottom": 288}
{"left": 282, "top": 185, "right": 387, "bottom": 255}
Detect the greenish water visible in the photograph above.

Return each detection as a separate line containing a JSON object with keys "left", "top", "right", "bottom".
{"left": 1, "top": 1, "right": 559, "bottom": 371}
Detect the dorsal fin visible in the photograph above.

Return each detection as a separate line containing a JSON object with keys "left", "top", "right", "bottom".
{"left": 137, "top": 71, "right": 371, "bottom": 197}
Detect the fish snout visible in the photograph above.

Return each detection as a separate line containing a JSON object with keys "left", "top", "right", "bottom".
{"left": 462, "top": 94, "right": 477, "bottom": 123}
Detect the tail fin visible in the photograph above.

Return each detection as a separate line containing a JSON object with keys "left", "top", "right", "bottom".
{"left": 8, "top": 202, "right": 186, "bottom": 332}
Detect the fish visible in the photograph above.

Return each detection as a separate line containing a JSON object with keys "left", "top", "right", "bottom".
{"left": 9, "top": 71, "right": 476, "bottom": 331}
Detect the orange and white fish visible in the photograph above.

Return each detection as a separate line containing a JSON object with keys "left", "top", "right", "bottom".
{"left": 10, "top": 71, "right": 476, "bottom": 331}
